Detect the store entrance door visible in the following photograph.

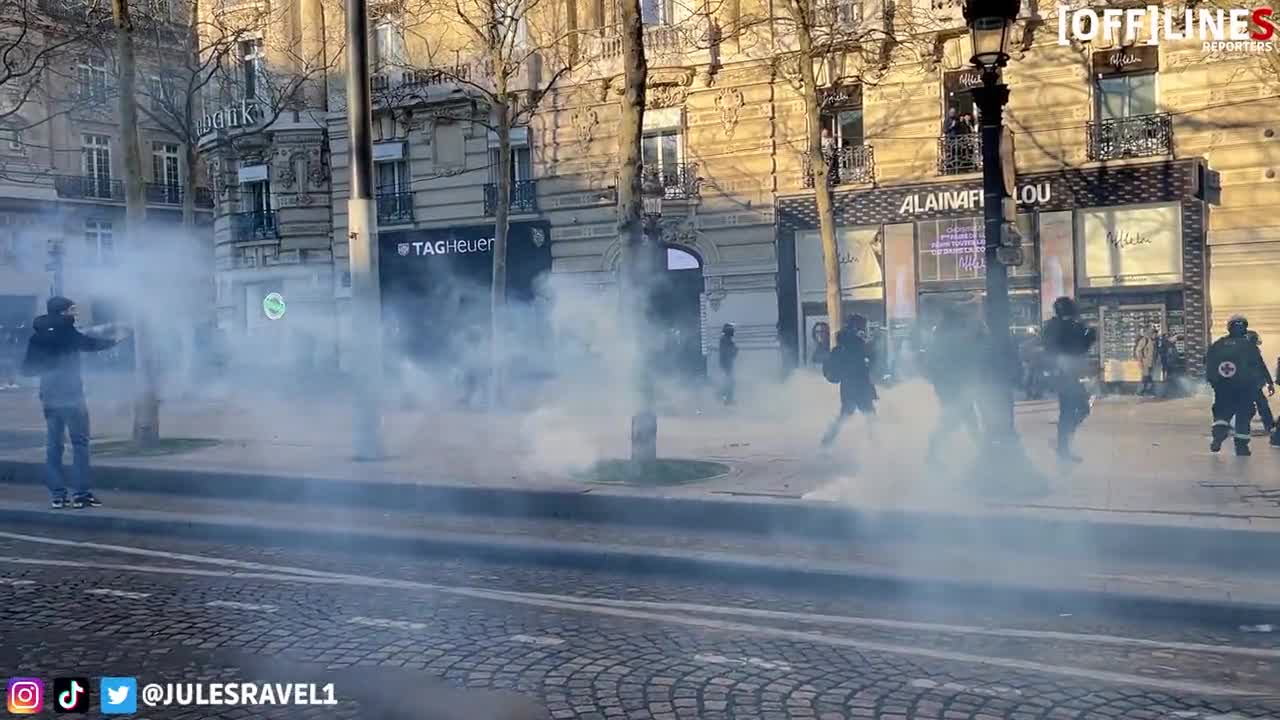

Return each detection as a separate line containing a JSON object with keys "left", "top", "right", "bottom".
{"left": 650, "top": 246, "right": 706, "bottom": 380}
{"left": 1099, "top": 304, "right": 1166, "bottom": 384}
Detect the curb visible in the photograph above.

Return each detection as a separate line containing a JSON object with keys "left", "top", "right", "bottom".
{"left": 3, "top": 459, "right": 1278, "bottom": 574}
{"left": 0, "top": 504, "right": 1275, "bottom": 627}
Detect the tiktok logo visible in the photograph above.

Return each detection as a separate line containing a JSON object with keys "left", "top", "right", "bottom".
{"left": 53, "top": 677, "right": 89, "bottom": 713}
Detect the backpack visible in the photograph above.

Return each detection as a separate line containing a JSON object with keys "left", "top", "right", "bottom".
{"left": 1206, "top": 336, "right": 1251, "bottom": 386}
{"left": 822, "top": 347, "right": 842, "bottom": 384}
{"left": 19, "top": 337, "right": 48, "bottom": 377}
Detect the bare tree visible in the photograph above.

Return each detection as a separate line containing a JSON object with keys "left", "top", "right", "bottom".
{"left": 0, "top": 0, "right": 111, "bottom": 126}
{"left": 375, "top": 0, "right": 579, "bottom": 405}
{"left": 616, "top": 0, "right": 654, "bottom": 463}
{"left": 111, "top": 0, "right": 161, "bottom": 446}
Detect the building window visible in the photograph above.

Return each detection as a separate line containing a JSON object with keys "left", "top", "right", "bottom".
{"left": 84, "top": 220, "right": 113, "bottom": 264}
{"left": 822, "top": 107, "right": 863, "bottom": 150}
{"left": 0, "top": 128, "right": 22, "bottom": 153}
{"left": 641, "top": 129, "right": 680, "bottom": 175}
{"left": 239, "top": 38, "right": 264, "bottom": 100}
{"left": 77, "top": 56, "right": 110, "bottom": 100}
{"left": 373, "top": 20, "right": 406, "bottom": 70}
{"left": 240, "top": 179, "right": 271, "bottom": 213}
{"left": 1096, "top": 73, "right": 1157, "bottom": 121}
{"left": 82, "top": 134, "right": 112, "bottom": 197}
{"left": 375, "top": 159, "right": 407, "bottom": 193}
{"left": 152, "top": 143, "right": 180, "bottom": 194}
{"left": 488, "top": 146, "right": 532, "bottom": 184}
{"left": 147, "top": 76, "right": 172, "bottom": 112}
{"left": 641, "top": 0, "right": 673, "bottom": 24}
{"left": 916, "top": 215, "right": 1036, "bottom": 283}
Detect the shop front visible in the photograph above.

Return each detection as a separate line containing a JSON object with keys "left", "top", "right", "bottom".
{"left": 776, "top": 158, "right": 1211, "bottom": 381}
{"left": 378, "top": 222, "right": 553, "bottom": 370}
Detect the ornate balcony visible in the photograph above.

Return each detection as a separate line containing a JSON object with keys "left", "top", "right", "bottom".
{"left": 1087, "top": 113, "right": 1173, "bottom": 161}
{"left": 804, "top": 145, "right": 876, "bottom": 187}
{"left": 937, "top": 134, "right": 982, "bottom": 175}
{"left": 376, "top": 191, "right": 415, "bottom": 225}
{"left": 54, "top": 174, "right": 124, "bottom": 201}
{"left": 642, "top": 163, "right": 701, "bottom": 201}
{"left": 587, "top": 23, "right": 691, "bottom": 62}
{"left": 145, "top": 183, "right": 215, "bottom": 208}
{"left": 231, "top": 210, "right": 278, "bottom": 242}
{"left": 484, "top": 180, "right": 538, "bottom": 216}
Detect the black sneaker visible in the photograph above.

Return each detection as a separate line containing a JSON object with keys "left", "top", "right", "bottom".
{"left": 71, "top": 493, "right": 102, "bottom": 509}
{"left": 50, "top": 497, "right": 68, "bottom": 510}
{"left": 1236, "top": 443, "right": 1252, "bottom": 457}
{"left": 1210, "top": 437, "right": 1224, "bottom": 453}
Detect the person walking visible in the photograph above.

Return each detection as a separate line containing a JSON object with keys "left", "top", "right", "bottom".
{"left": 21, "top": 296, "right": 126, "bottom": 509}
{"left": 820, "top": 315, "right": 877, "bottom": 450}
{"left": 0, "top": 324, "right": 20, "bottom": 389}
{"left": 1205, "top": 315, "right": 1272, "bottom": 456}
{"left": 924, "top": 307, "right": 984, "bottom": 466}
{"left": 718, "top": 323, "right": 738, "bottom": 406}
{"left": 1134, "top": 326, "right": 1159, "bottom": 396}
{"left": 1247, "top": 331, "right": 1275, "bottom": 436}
{"left": 1043, "top": 297, "right": 1097, "bottom": 463}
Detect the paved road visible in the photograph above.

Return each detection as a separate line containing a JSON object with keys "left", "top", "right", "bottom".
{"left": 0, "top": 526, "right": 1277, "bottom": 719}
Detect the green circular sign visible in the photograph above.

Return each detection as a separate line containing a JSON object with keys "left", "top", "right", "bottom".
{"left": 262, "top": 292, "right": 286, "bottom": 320}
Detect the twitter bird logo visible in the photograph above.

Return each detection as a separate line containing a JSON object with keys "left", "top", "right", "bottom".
{"left": 99, "top": 677, "right": 136, "bottom": 714}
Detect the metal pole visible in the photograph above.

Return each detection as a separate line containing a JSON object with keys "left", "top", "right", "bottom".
{"left": 345, "top": 0, "right": 385, "bottom": 460}
{"left": 974, "top": 70, "right": 1014, "bottom": 436}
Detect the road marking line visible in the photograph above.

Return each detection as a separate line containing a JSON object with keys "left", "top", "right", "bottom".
{"left": 910, "top": 679, "right": 1022, "bottom": 697}
{"left": 480, "top": 592, "right": 1280, "bottom": 660}
{"left": 694, "top": 653, "right": 793, "bottom": 672}
{"left": 0, "top": 578, "right": 35, "bottom": 586}
{"left": 0, "top": 553, "right": 1265, "bottom": 698}
{"left": 349, "top": 616, "right": 429, "bottom": 631}
{"left": 509, "top": 634, "right": 564, "bottom": 646}
{"left": 206, "top": 600, "right": 278, "bottom": 612}
{"left": 85, "top": 588, "right": 151, "bottom": 599}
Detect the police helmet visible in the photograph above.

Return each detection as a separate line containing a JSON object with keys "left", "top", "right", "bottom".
{"left": 722, "top": 323, "right": 735, "bottom": 336}
{"left": 1228, "top": 314, "right": 1249, "bottom": 336}
{"left": 1052, "top": 296, "right": 1077, "bottom": 318}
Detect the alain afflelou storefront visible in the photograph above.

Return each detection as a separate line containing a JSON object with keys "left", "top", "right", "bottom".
{"left": 776, "top": 158, "right": 1216, "bottom": 384}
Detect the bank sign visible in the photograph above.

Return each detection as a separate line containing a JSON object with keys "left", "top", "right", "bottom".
{"left": 397, "top": 237, "right": 493, "bottom": 256}
{"left": 897, "top": 182, "right": 1052, "bottom": 216}
{"left": 196, "top": 100, "right": 260, "bottom": 136}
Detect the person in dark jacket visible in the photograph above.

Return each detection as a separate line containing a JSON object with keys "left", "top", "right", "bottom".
{"left": 22, "top": 296, "right": 125, "bottom": 508}
{"left": 1247, "top": 331, "right": 1275, "bottom": 435}
{"left": 820, "top": 315, "right": 877, "bottom": 449}
{"left": 1206, "top": 316, "right": 1273, "bottom": 456}
{"left": 718, "top": 323, "right": 738, "bottom": 406}
{"left": 1043, "top": 297, "right": 1097, "bottom": 463}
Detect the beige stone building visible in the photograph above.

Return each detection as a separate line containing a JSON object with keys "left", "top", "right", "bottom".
{"left": 0, "top": 0, "right": 214, "bottom": 349}
{"left": 201, "top": 0, "right": 1280, "bottom": 387}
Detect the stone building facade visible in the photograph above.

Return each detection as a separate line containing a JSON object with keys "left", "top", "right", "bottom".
{"left": 202, "top": 0, "right": 1280, "bottom": 384}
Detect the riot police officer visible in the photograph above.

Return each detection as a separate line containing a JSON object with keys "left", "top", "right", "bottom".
{"left": 1206, "top": 315, "right": 1274, "bottom": 456}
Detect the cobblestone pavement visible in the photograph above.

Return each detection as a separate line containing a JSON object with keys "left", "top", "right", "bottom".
{"left": 1, "top": 527, "right": 1277, "bottom": 719}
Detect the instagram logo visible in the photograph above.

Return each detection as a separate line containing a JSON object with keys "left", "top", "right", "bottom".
{"left": 7, "top": 678, "right": 44, "bottom": 714}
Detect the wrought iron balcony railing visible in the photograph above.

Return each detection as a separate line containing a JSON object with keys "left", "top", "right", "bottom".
{"left": 145, "top": 184, "right": 214, "bottom": 208}
{"left": 804, "top": 145, "right": 876, "bottom": 187}
{"left": 54, "top": 174, "right": 124, "bottom": 201}
{"left": 1086, "top": 112, "right": 1173, "bottom": 161}
{"left": 483, "top": 180, "right": 538, "bottom": 216}
{"left": 376, "top": 191, "right": 415, "bottom": 224}
{"left": 642, "top": 162, "right": 701, "bottom": 201}
{"left": 937, "top": 133, "right": 982, "bottom": 175}
{"left": 231, "top": 210, "right": 278, "bottom": 242}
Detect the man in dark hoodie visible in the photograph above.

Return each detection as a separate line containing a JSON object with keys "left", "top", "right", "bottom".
{"left": 718, "top": 323, "right": 738, "bottom": 406}
{"left": 22, "top": 296, "right": 124, "bottom": 509}
{"left": 821, "top": 314, "right": 877, "bottom": 449}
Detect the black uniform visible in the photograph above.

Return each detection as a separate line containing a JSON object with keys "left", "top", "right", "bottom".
{"left": 718, "top": 326, "right": 738, "bottom": 406}
{"left": 1043, "top": 311, "right": 1097, "bottom": 459}
{"left": 1206, "top": 330, "right": 1270, "bottom": 454}
{"left": 821, "top": 327, "right": 876, "bottom": 448}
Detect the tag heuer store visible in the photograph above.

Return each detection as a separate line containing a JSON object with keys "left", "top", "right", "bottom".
{"left": 776, "top": 158, "right": 1212, "bottom": 381}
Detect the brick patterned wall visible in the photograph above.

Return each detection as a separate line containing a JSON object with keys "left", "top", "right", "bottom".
{"left": 1181, "top": 200, "right": 1208, "bottom": 377}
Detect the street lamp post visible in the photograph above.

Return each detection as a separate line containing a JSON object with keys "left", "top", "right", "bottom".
{"left": 345, "top": 0, "right": 386, "bottom": 460}
{"left": 963, "top": 0, "right": 1043, "bottom": 490}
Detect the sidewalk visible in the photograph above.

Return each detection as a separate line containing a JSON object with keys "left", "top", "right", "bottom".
{"left": 0, "top": 375, "right": 1277, "bottom": 531}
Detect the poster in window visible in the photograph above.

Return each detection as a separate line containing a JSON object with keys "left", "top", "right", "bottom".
{"left": 883, "top": 223, "right": 916, "bottom": 321}
{"left": 1038, "top": 210, "right": 1074, "bottom": 320}
{"left": 796, "top": 227, "right": 884, "bottom": 303}
{"left": 1077, "top": 204, "right": 1182, "bottom": 288}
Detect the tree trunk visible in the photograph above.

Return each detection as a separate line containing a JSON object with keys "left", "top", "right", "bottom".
{"left": 113, "top": 0, "right": 160, "bottom": 447}
{"left": 795, "top": 17, "right": 842, "bottom": 329}
{"left": 490, "top": 90, "right": 511, "bottom": 409}
{"left": 617, "top": 0, "right": 655, "bottom": 464}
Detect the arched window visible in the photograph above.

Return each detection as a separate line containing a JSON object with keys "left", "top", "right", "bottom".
{"left": 666, "top": 246, "right": 699, "bottom": 270}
